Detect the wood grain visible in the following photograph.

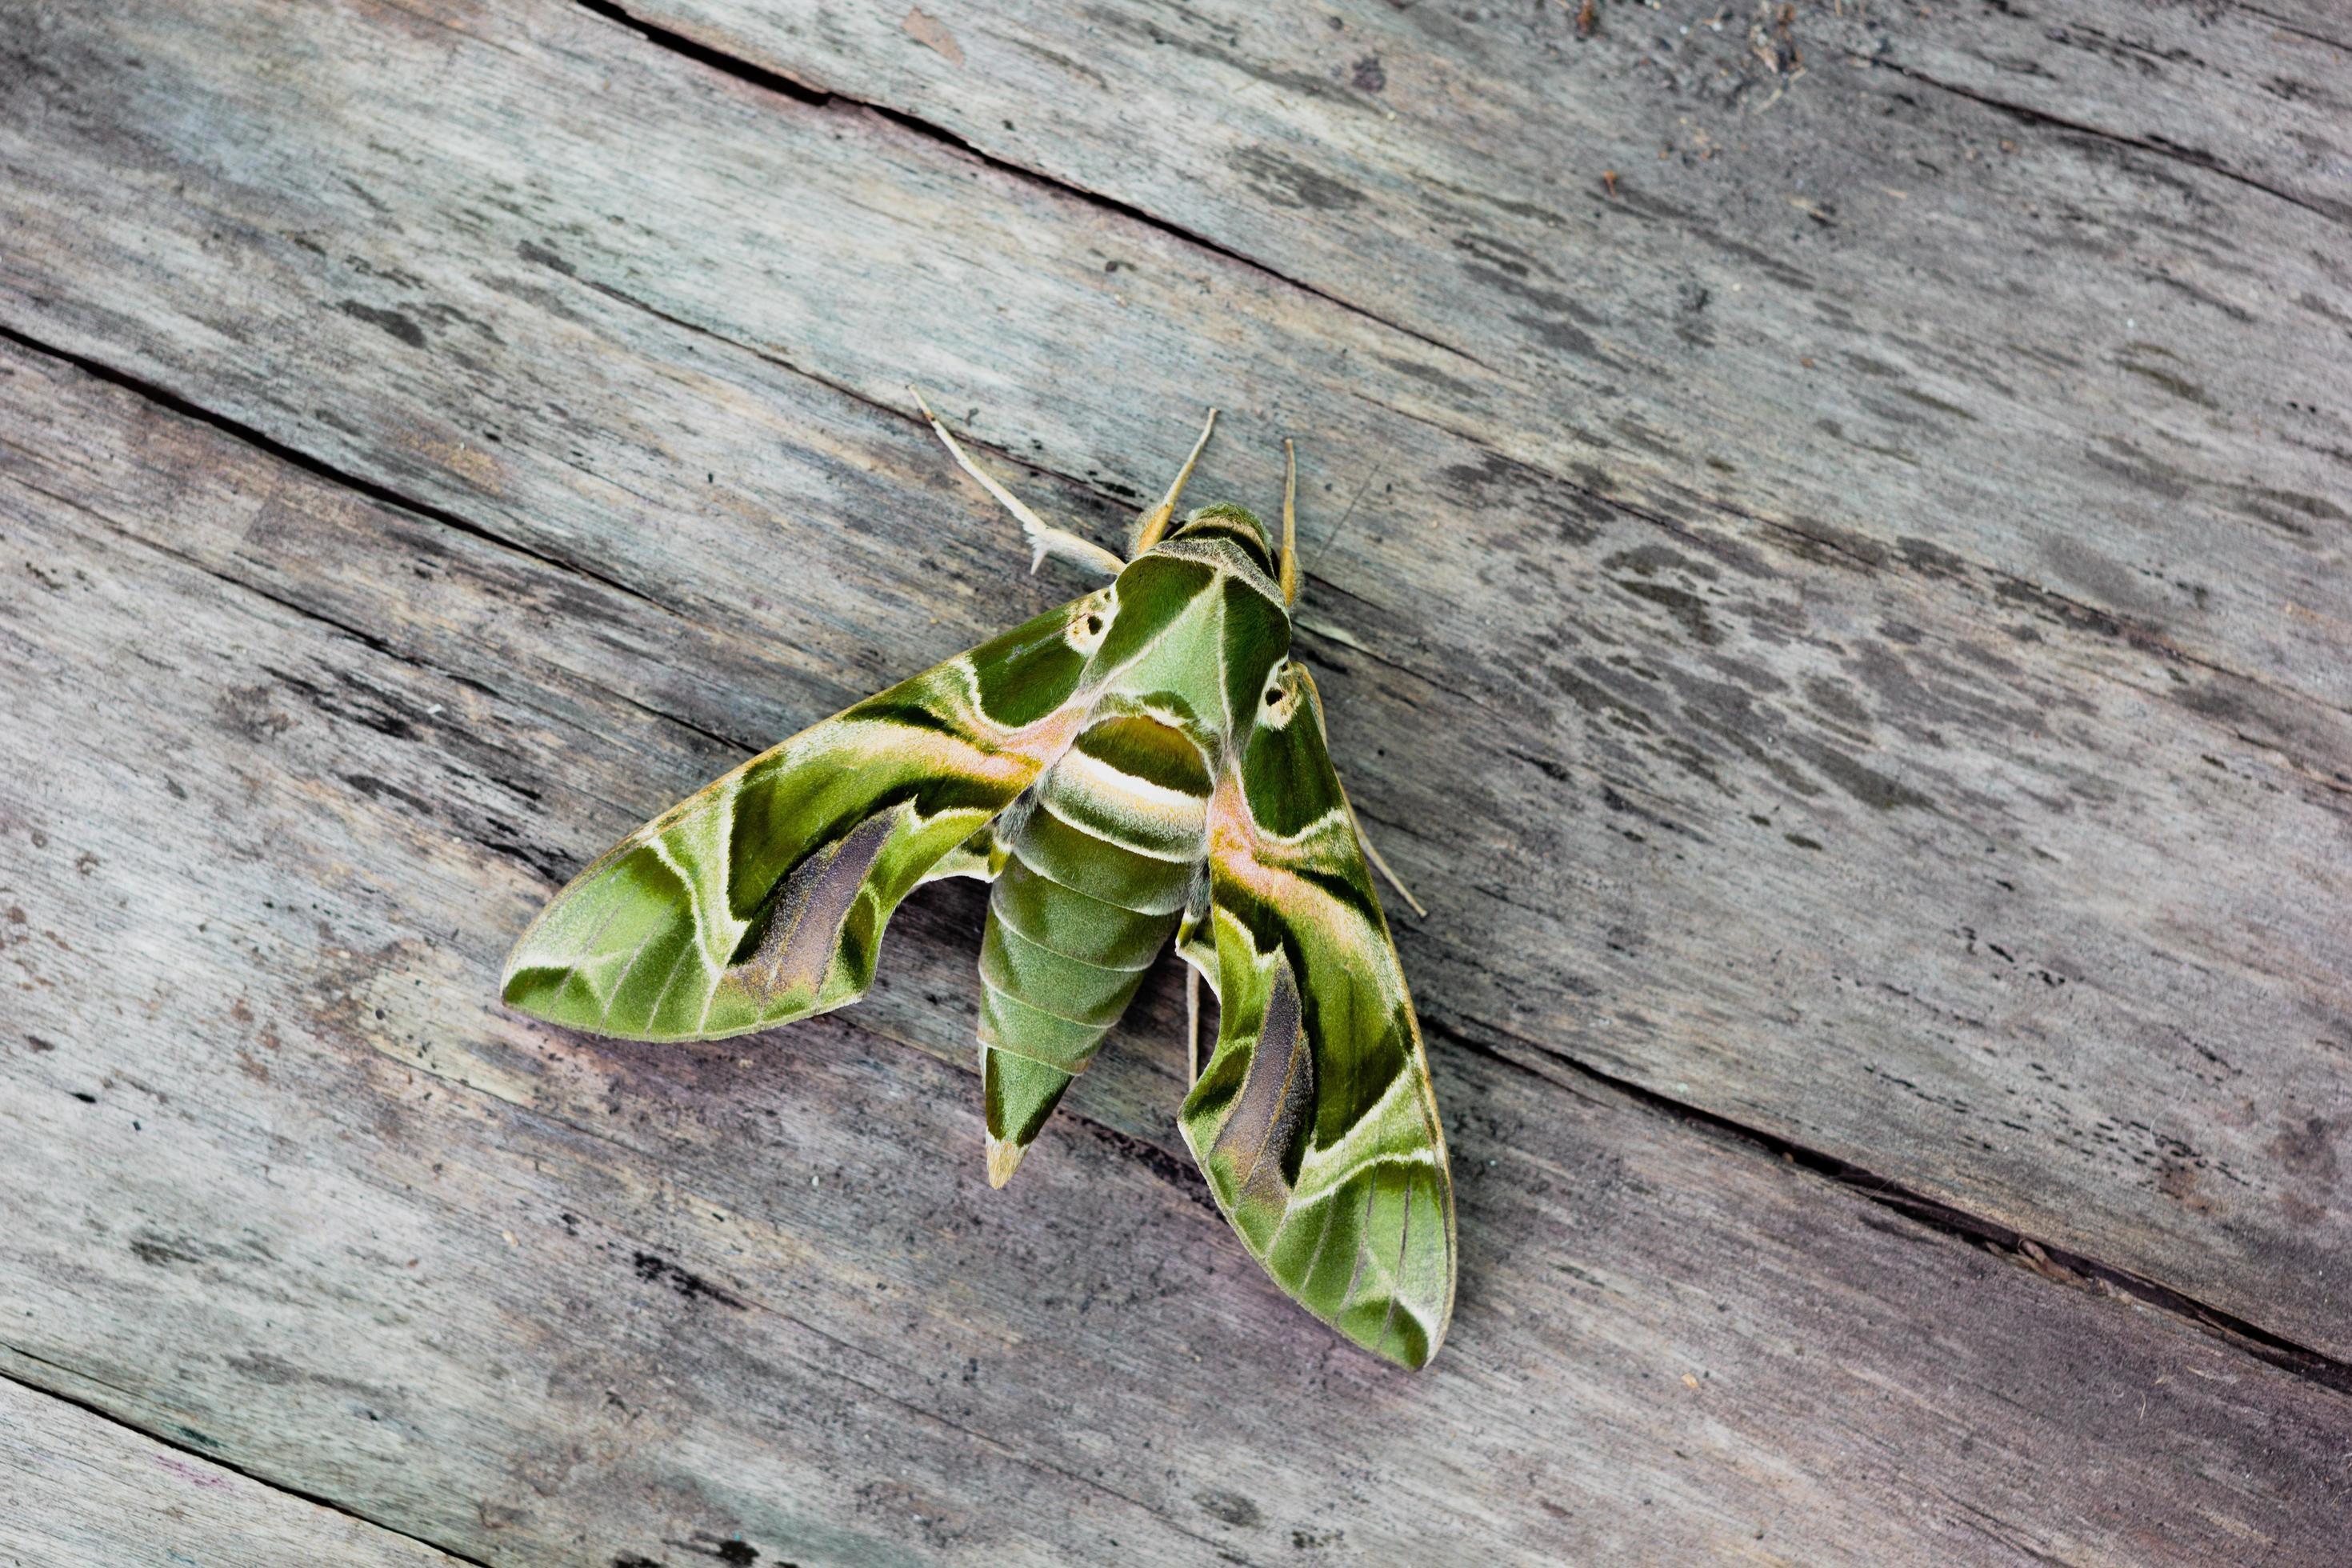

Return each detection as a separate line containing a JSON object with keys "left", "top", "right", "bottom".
{"left": 0, "top": 1375, "right": 464, "bottom": 1567}
{"left": 2, "top": 0, "right": 2347, "bottom": 1356}
{"left": 0, "top": 0, "right": 2346, "bottom": 1558}
{"left": 4, "top": 330, "right": 2348, "bottom": 1562}
{"left": 631, "top": 0, "right": 2352, "bottom": 697}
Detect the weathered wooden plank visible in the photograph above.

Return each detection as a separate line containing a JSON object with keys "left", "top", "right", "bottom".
{"left": 626, "top": 0, "right": 2352, "bottom": 700}
{"left": 672, "top": 0, "right": 2352, "bottom": 222}
{"left": 0, "top": 1374, "right": 466, "bottom": 1568}
{"left": 4, "top": 333, "right": 2349, "bottom": 1562}
{"left": 2, "top": 0, "right": 2346, "bottom": 1359}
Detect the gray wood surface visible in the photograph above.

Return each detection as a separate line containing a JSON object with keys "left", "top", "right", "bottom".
{"left": 0, "top": 0, "right": 2346, "bottom": 1562}
{"left": 0, "top": 1377, "right": 463, "bottom": 1568}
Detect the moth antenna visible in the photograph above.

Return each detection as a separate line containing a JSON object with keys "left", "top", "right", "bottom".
{"left": 908, "top": 385, "right": 1124, "bottom": 578}
{"left": 1280, "top": 437, "right": 1299, "bottom": 606}
{"left": 1130, "top": 406, "right": 1218, "bottom": 555}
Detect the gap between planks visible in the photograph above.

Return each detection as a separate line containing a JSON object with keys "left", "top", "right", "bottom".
{"left": 0, "top": 1347, "right": 491, "bottom": 1567}
{"left": 1430, "top": 1014, "right": 2352, "bottom": 1398}
{"left": 1868, "top": 55, "right": 2348, "bottom": 226}
{"left": 569, "top": 0, "right": 1493, "bottom": 369}
{"left": 571, "top": 0, "right": 2352, "bottom": 738}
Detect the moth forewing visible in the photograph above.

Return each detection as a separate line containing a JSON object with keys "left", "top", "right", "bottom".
{"left": 500, "top": 592, "right": 1102, "bottom": 1041}
{"left": 1181, "top": 659, "right": 1455, "bottom": 1370}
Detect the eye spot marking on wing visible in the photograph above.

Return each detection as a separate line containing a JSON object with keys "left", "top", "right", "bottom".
{"left": 1258, "top": 660, "right": 1301, "bottom": 728}
{"left": 1065, "top": 588, "right": 1115, "bottom": 655}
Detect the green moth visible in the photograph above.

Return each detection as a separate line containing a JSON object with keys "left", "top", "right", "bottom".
{"left": 502, "top": 394, "right": 1456, "bottom": 1369}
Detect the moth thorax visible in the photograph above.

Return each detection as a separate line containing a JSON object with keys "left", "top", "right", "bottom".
{"left": 1030, "top": 713, "right": 1214, "bottom": 872}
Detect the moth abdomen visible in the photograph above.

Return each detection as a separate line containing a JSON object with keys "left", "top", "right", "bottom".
{"left": 975, "top": 713, "right": 1216, "bottom": 1182}
{"left": 976, "top": 861, "right": 1176, "bottom": 1185}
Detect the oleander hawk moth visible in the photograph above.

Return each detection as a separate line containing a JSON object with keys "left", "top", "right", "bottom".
{"left": 502, "top": 394, "right": 1456, "bottom": 1368}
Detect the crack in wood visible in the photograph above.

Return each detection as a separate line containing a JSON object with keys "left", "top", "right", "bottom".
{"left": 1873, "top": 58, "right": 2347, "bottom": 227}
{"left": 1423, "top": 1014, "right": 2352, "bottom": 1401}
{"left": 566, "top": 0, "right": 1490, "bottom": 370}
{"left": 0, "top": 1350, "right": 493, "bottom": 1567}
{"left": 0, "top": 321, "right": 683, "bottom": 624}
{"left": 2226, "top": 1, "right": 2352, "bottom": 54}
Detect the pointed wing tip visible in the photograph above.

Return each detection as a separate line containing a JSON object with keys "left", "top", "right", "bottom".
{"left": 986, "top": 1136, "right": 1027, "bottom": 1188}
{"left": 1351, "top": 1299, "right": 1450, "bottom": 1372}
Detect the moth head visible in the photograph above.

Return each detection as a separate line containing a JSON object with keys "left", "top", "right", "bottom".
{"left": 1170, "top": 501, "right": 1278, "bottom": 580}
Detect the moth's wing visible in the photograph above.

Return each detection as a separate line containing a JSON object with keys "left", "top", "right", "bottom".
{"left": 1180, "top": 670, "right": 1455, "bottom": 1370}
{"left": 502, "top": 596, "right": 1099, "bottom": 1042}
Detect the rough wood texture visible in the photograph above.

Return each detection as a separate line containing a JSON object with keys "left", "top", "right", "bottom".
{"left": 0, "top": 1375, "right": 462, "bottom": 1567}
{"left": 0, "top": 0, "right": 2347, "bottom": 1561}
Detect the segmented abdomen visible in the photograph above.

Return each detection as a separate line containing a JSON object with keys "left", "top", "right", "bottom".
{"left": 978, "top": 713, "right": 1213, "bottom": 1077}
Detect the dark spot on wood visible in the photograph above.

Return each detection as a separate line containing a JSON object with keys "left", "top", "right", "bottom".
{"left": 2118, "top": 359, "right": 2214, "bottom": 409}
{"left": 2231, "top": 486, "right": 2347, "bottom": 534}
{"left": 630, "top": 1250, "right": 747, "bottom": 1310}
{"left": 1778, "top": 519, "right": 1888, "bottom": 571}
{"left": 1449, "top": 452, "right": 1608, "bottom": 542}
{"left": 516, "top": 238, "right": 576, "bottom": 275}
{"left": 1805, "top": 677, "right": 1872, "bottom": 729}
{"left": 1549, "top": 666, "right": 1656, "bottom": 734}
{"left": 1676, "top": 282, "right": 1713, "bottom": 346}
{"left": 1615, "top": 579, "right": 1720, "bottom": 645}
{"left": 1894, "top": 538, "right": 1969, "bottom": 581}
{"left": 216, "top": 682, "right": 294, "bottom": 742}
{"left": 334, "top": 299, "right": 426, "bottom": 348}
{"left": 130, "top": 1234, "right": 202, "bottom": 1266}
{"left": 1784, "top": 832, "right": 1823, "bottom": 850}
{"left": 1605, "top": 544, "right": 1714, "bottom": 581}
{"left": 1195, "top": 1490, "right": 1263, "bottom": 1526}
{"left": 1350, "top": 54, "right": 1384, "bottom": 93}
{"left": 1802, "top": 743, "right": 1934, "bottom": 812}
{"left": 1227, "top": 147, "right": 1362, "bottom": 210}
{"left": 2268, "top": 1118, "right": 2342, "bottom": 1184}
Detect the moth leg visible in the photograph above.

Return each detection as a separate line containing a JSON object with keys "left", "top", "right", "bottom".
{"left": 1346, "top": 797, "right": 1428, "bottom": 918}
{"left": 1185, "top": 964, "right": 1201, "bottom": 1088}
{"left": 910, "top": 386, "right": 1125, "bottom": 578}
{"left": 1130, "top": 406, "right": 1219, "bottom": 555}
{"left": 1278, "top": 436, "right": 1300, "bottom": 606}
{"left": 1294, "top": 667, "right": 1428, "bottom": 918}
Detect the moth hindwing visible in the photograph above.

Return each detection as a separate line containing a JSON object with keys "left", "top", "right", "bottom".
{"left": 502, "top": 402, "right": 1455, "bottom": 1368}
